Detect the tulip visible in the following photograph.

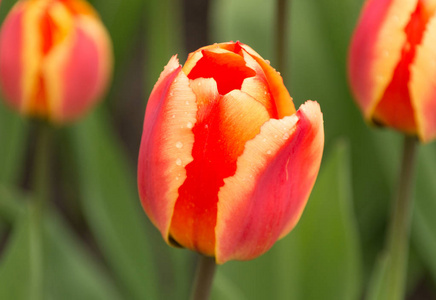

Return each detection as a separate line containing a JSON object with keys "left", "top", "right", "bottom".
{"left": 348, "top": 0, "right": 436, "bottom": 142}
{"left": 138, "top": 42, "right": 324, "bottom": 264}
{"left": 0, "top": 0, "right": 112, "bottom": 123}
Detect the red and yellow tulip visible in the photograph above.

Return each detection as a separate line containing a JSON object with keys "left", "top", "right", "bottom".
{"left": 349, "top": 0, "right": 436, "bottom": 142}
{"left": 0, "top": 0, "right": 112, "bottom": 123}
{"left": 138, "top": 42, "right": 324, "bottom": 263}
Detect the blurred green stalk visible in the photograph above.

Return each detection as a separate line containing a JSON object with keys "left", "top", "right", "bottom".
{"left": 385, "top": 136, "right": 418, "bottom": 299}
{"left": 275, "top": 0, "right": 288, "bottom": 79}
{"left": 190, "top": 255, "right": 216, "bottom": 300}
{"left": 30, "top": 121, "right": 52, "bottom": 300}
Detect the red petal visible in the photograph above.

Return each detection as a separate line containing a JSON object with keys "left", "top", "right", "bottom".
{"left": 411, "top": 13, "right": 436, "bottom": 141}
{"left": 0, "top": 4, "right": 25, "bottom": 111}
{"left": 138, "top": 56, "right": 197, "bottom": 242}
{"left": 170, "top": 80, "right": 270, "bottom": 256}
{"left": 348, "top": 0, "right": 416, "bottom": 118}
{"left": 55, "top": 17, "right": 112, "bottom": 122}
{"left": 215, "top": 101, "right": 324, "bottom": 263}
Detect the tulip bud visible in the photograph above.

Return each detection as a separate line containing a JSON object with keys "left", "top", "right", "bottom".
{"left": 349, "top": 0, "right": 436, "bottom": 142}
{"left": 0, "top": 0, "right": 112, "bottom": 123}
{"left": 138, "top": 42, "right": 324, "bottom": 263}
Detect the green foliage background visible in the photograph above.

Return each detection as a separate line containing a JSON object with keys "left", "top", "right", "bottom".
{"left": 0, "top": 0, "right": 435, "bottom": 299}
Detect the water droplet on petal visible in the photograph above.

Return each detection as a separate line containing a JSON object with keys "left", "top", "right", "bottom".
{"left": 169, "top": 92, "right": 173, "bottom": 96}
{"left": 283, "top": 133, "right": 290, "bottom": 140}
{"left": 176, "top": 142, "right": 183, "bottom": 149}
{"left": 267, "top": 150, "right": 272, "bottom": 155}
{"left": 187, "top": 122, "right": 193, "bottom": 129}
{"left": 176, "top": 158, "right": 182, "bottom": 166}
{"left": 186, "top": 101, "right": 189, "bottom": 105}
{"left": 172, "top": 115, "right": 176, "bottom": 118}
{"left": 263, "top": 138, "right": 267, "bottom": 142}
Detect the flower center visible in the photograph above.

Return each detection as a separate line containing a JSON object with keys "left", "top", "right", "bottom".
{"left": 187, "top": 49, "right": 256, "bottom": 95}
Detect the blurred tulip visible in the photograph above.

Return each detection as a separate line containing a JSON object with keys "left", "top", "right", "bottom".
{"left": 0, "top": 0, "right": 112, "bottom": 123}
{"left": 349, "top": 0, "right": 436, "bottom": 142}
{"left": 138, "top": 42, "right": 324, "bottom": 263}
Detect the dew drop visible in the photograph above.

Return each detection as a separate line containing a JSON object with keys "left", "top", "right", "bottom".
{"left": 265, "top": 60, "right": 270, "bottom": 64}
{"left": 176, "top": 177, "right": 179, "bottom": 181}
{"left": 263, "top": 138, "right": 267, "bottom": 142}
{"left": 274, "top": 135, "right": 278, "bottom": 138}
{"left": 172, "top": 115, "right": 176, "bottom": 118}
{"left": 205, "top": 124, "right": 209, "bottom": 129}
{"left": 176, "top": 142, "right": 183, "bottom": 149}
{"left": 187, "top": 122, "right": 193, "bottom": 128}
{"left": 174, "top": 79, "right": 177, "bottom": 83}
{"left": 176, "top": 158, "right": 182, "bottom": 166}
{"left": 169, "top": 92, "right": 173, "bottom": 96}
{"left": 267, "top": 150, "right": 272, "bottom": 155}
{"left": 186, "top": 101, "right": 189, "bottom": 105}
{"left": 283, "top": 133, "right": 290, "bottom": 140}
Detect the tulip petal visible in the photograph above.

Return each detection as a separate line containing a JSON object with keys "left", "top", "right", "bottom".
{"left": 0, "top": 4, "right": 24, "bottom": 111}
{"left": 240, "top": 50, "right": 277, "bottom": 118}
{"left": 410, "top": 14, "right": 436, "bottom": 142}
{"left": 242, "top": 44, "right": 296, "bottom": 118}
{"left": 22, "top": 0, "right": 48, "bottom": 116}
{"left": 138, "top": 56, "right": 197, "bottom": 242}
{"left": 170, "top": 82, "right": 270, "bottom": 256}
{"left": 53, "top": 16, "right": 112, "bottom": 122}
{"left": 348, "top": 0, "right": 417, "bottom": 118}
{"left": 215, "top": 101, "right": 324, "bottom": 263}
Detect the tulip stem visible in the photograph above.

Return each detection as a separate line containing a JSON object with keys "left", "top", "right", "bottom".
{"left": 190, "top": 255, "right": 217, "bottom": 300}
{"left": 276, "top": 0, "right": 289, "bottom": 79}
{"left": 385, "top": 135, "right": 418, "bottom": 299}
{"left": 29, "top": 121, "right": 52, "bottom": 300}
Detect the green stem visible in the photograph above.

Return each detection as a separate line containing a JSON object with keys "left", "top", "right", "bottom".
{"left": 386, "top": 135, "right": 418, "bottom": 300}
{"left": 190, "top": 255, "right": 217, "bottom": 300}
{"left": 276, "top": 0, "right": 289, "bottom": 79}
{"left": 29, "top": 121, "right": 52, "bottom": 300}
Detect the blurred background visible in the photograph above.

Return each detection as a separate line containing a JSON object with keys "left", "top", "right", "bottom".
{"left": 0, "top": 0, "right": 436, "bottom": 299}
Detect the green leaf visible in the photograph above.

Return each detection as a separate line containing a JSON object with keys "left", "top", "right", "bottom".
{"left": 0, "top": 201, "right": 43, "bottom": 300}
{"left": 43, "top": 213, "right": 123, "bottom": 300}
{"left": 366, "top": 255, "right": 390, "bottom": 300}
{"left": 214, "top": 140, "right": 362, "bottom": 300}
{"left": 68, "top": 109, "right": 160, "bottom": 300}
{"left": 0, "top": 185, "right": 124, "bottom": 300}
{"left": 411, "top": 144, "right": 436, "bottom": 285}
{"left": 0, "top": 102, "right": 28, "bottom": 186}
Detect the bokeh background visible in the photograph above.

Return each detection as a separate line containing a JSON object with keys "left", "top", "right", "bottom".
{"left": 0, "top": 0, "right": 436, "bottom": 299}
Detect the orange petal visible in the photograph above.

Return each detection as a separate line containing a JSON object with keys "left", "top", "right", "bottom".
{"left": 348, "top": 0, "right": 417, "bottom": 118}
{"left": 241, "top": 44, "right": 295, "bottom": 118}
{"left": 215, "top": 101, "right": 324, "bottom": 263}
{"left": 240, "top": 49, "right": 278, "bottom": 118}
{"left": 138, "top": 56, "right": 197, "bottom": 242}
